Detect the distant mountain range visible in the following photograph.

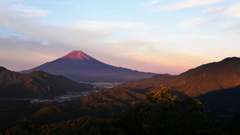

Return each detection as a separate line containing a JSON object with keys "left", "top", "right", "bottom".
{"left": 76, "top": 57, "right": 240, "bottom": 118}
{"left": 116, "top": 57, "right": 240, "bottom": 97}
{"left": 0, "top": 67, "right": 93, "bottom": 98}
{"left": 21, "top": 51, "right": 156, "bottom": 82}
{"left": 1, "top": 57, "right": 240, "bottom": 129}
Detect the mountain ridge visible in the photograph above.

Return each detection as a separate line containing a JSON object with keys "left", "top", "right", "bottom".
{"left": 116, "top": 57, "right": 240, "bottom": 97}
{"left": 1, "top": 57, "right": 240, "bottom": 130}
{"left": 21, "top": 50, "right": 156, "bottom": 82}
{"left": 0, "top": 66, "right": 94, "bottom": 98}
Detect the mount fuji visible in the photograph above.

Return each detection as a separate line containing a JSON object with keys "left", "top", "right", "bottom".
{"left": 22, "top": 51, "right": 156, "bottom": 82}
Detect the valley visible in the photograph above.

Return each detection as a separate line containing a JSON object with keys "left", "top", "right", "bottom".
{"left": 1, "top": 53, "right": 240, "bottom": 134}
{"left": 2, "top": 0, "right": 240, "bottom": 134}
{"left": 2, "top": 81, "right": 119, "bottom": 103}
{"left": 1, "top": 90, "right": 98, "bottom": 103}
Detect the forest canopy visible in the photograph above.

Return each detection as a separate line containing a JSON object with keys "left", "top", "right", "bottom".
{"left": 3, "top": 86, "right": 240, "bottom": 135}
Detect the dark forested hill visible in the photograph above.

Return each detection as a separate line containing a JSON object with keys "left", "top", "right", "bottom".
{"left": 0, "top": 67, "right": 93, "bottom": 98}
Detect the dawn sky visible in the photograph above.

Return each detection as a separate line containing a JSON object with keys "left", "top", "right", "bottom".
{"left": 0, "top": 0, "right": 240, "bottom": 74}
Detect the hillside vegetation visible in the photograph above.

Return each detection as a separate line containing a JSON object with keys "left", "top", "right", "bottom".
{"left": 4, "top": 87, "right": 240, "bottom": 135}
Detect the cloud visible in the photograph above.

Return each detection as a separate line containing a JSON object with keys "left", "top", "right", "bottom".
{"left": 202, "top": 7, "right": 225, "bottom": 13}
{"left": 181, "top": 18, "right": 205, "bottom": 29}
{"left": 0, "top": 4, "right": 153, "bottom": 48}
{"left": 0, "top": 5, "right": 109, "bottom": 48}
{"left": 226, "top": 22, "right": 240, "bottom": 31}
{"left": 2, "top": 1, "right": 238, "bottom": 75}
{"left": 0, "top": 4, "right": 168, "bottom": 73}
{"left": 73, "top": 21, "right": 148, "bottom": 32}
{"left": 142, "top": 0, "right": 161, "bottom": 7}
{"left": 0, "top": 35, "right": 70, "bottom": 71}
{"left": 180, "top": 17, "right": 225, "bottom": 29}
{"left": 165, "top": 33, "right": 240, "bottom": 60}
{"left": 128, "top": 46, "right": 210, "bottom": 74}
{"left": 13, "top": 4, "right": 48, "bottom": 17}
{"left": 203, "top": 3, "right": 240, "bottom": 18}
{"left": 201, "top": 3, "right": 240, "bottom": 32}
{"left": 90, "top": 37, "right": 211, "bottom": 74}
{"left": 0, "top": 35, "right": 182, "bottom": 74}
{"left": 0, "top": 4, "right": 48, "bottom": 18}
{"left": 208, "top": 18, "right": 225, "bottom": 23}
{"left": 149, "top": 0, "right": 224, "bottom": 11}
{"left": 101, "top": 39, "right": 158, "bottom": 56}
{"left": 224, "top": 3, "right": 240, "bottom": 17}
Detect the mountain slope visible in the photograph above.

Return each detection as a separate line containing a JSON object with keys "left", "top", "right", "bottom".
{"left": 2, "top": 57, "right": 240, "bottom": 129}
{"left": 197, "top": 85, "right": 240, "bottom": 117}
{"left": 0, "top": 67, "right": 94, "bottom": 98}
{"left": 21, "top": 51, "right": 156, "bottom": 82}
{"left": 116, "top": 57, "right": 240, "bottom": 97}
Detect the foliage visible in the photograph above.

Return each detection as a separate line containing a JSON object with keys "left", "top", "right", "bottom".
{"left": 3, "top": 86, "right": 240, "bottom": 135}
{"left": 145, "top": 85, "right": 178, "bottom": 104}
{"left": 5, "top": 119, "right": 40, "bottom": 135}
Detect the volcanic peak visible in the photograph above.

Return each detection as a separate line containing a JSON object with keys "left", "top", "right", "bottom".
{"left": 62, "top": 50, "right": 91, "bottom": 60}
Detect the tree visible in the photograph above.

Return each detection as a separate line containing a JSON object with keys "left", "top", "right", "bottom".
{"left": 5, "top": 119, "right": 40, "bottom": 135}
{"left": 112, "top": 86, "right": 206, "bottom": 135}
{"left": 145, "top": 85, "right": 178, "bottom": 104}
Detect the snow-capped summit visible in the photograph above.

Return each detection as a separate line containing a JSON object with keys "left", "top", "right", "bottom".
{"left": 62, "top": 51, "right": 91, "bottom": 60}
